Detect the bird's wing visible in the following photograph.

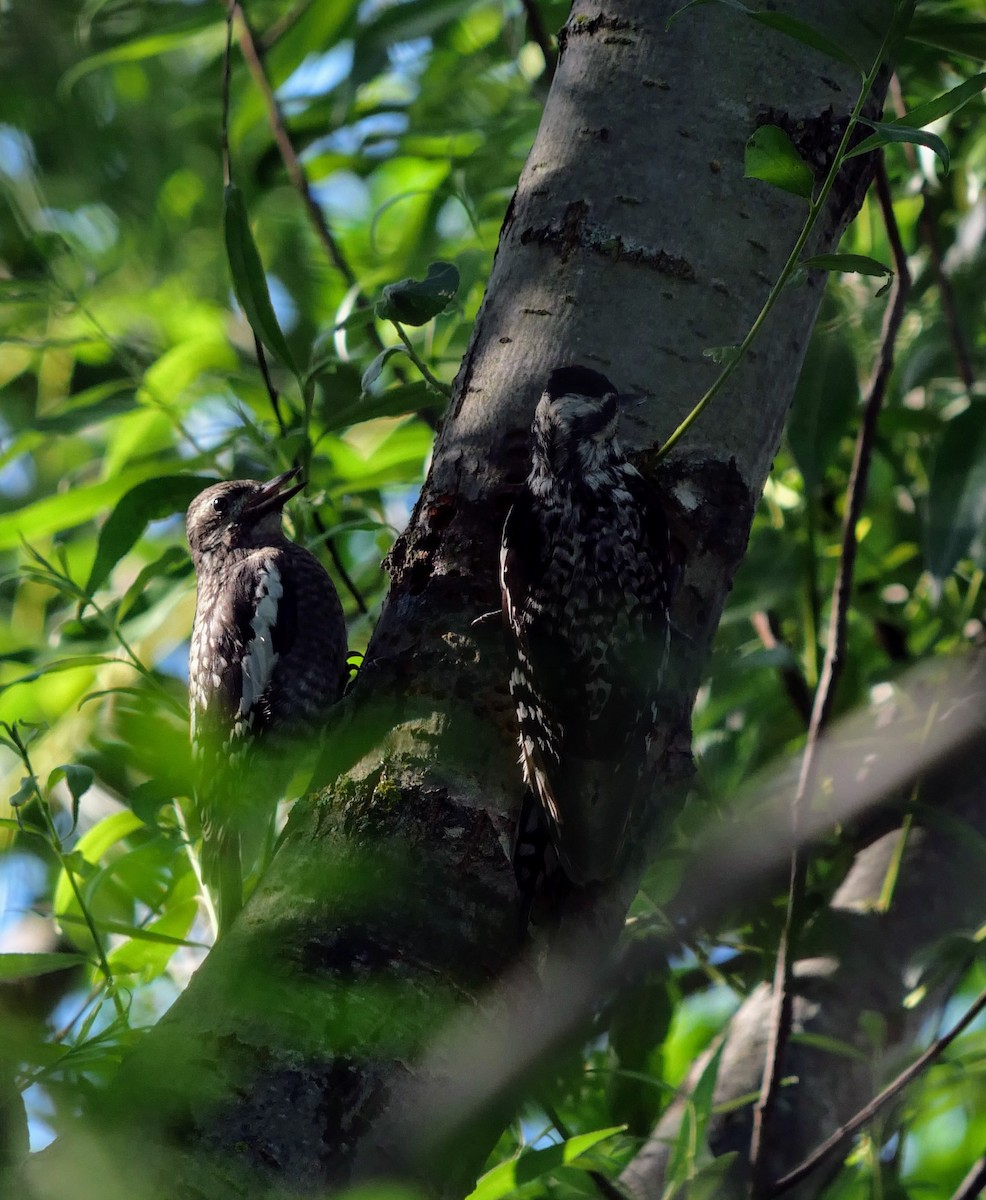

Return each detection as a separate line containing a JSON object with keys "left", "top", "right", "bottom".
{"left": 500, "top": 497, "right": 567, "bottom": 829}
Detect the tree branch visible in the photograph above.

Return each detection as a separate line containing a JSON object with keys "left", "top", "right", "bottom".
{"left": 749, "top": 156, "right": 912, "bottom": 1194}
{"left": 229, "top": 0, "right": 358, "bottom": 289}
{"left": 767, "top": 984, "right": 986, "bottom": 1197}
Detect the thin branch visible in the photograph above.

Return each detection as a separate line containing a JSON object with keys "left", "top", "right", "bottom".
{"left": 751, "top": 611, "right": 812, "bottom": 726}
{"left": 519, "top": 0, "right": 557, "bottom": 81}
{"left": 950, "top": 1155, "right": 986, "bottom": 1200}
{"left": 749, "top": 156, "right": 912, "bottom": 1196}
{"left": 221, "top": 3, "right": 233, "bottom": 188}
{"left": 229, "top": 0, "right": 357, "bottom": 288}
{"left": 392, "top": 322, "right": 452, "bottom": 397}
{"left": 767, "top": 984, "right": 986, "bottom": 1197}
{"left": 257, "top": 0, "right": 312, "bottom": 52}
{"left": 320, "top": 516, "right": 368, "bottom": 615}
{"left": 254, "top": 333, "right": 288, "bottom": 437}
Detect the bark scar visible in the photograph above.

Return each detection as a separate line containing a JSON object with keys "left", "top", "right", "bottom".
{"left": 520, "top": 201, "right": 694, "bottom": 279}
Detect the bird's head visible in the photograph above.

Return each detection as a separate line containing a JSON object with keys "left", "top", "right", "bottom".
{"left": 186, "top": 468, "right": 304, "bottom": 566}
{"left": 531, "top": 365, "right": 643, "bottom": 480}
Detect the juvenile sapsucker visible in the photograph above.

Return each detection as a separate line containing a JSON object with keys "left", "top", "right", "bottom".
{"left": 186, "top": 468, "right": 347, "bottom": 930}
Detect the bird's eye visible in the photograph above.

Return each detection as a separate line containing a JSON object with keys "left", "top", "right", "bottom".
{"left": 211, "top": 496, "right": 227, "bottom": 516}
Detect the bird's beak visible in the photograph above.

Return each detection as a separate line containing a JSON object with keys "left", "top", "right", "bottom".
{"left": 244, "top": 467, "right": 305, "bottom": 518}
{"left": 616, "top": 392, "right": 648, "bottom": 410}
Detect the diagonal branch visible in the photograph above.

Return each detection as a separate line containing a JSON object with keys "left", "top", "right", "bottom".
{"left": 228, "top": 0, "right": 357, "bottom": 289}
{"left": 767, "top": 984, "right": 986, "bottom": 1197}
{"left": 749, "top": 156, "right": 912, "bottom": 1195}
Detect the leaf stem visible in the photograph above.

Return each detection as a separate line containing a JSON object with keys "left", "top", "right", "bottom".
{"left": 391, "top": 322, "right": 451, "bottom": 397}
{"left": 657, "top": 15, "right": 898, "bottom": 464}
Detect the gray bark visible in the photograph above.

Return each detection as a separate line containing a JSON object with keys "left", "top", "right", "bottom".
{"left": 23, "top": 2, "right": 898, "bottom": 1198}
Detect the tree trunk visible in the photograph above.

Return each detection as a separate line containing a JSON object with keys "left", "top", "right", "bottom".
{"left": 24, "top": 2, "right": 897, "bottom": 1197}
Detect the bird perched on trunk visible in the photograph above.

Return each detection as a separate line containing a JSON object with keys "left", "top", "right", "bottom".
{"left": 500, "top": 365, "right": 682, "bottom": 901}
{"left": 186, "top": 468, "right": 347, "bottom": 932}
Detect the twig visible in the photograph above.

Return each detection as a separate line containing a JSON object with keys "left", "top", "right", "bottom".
{"left": 254, "top": 333, "right": 288, "bottom": 437}
{"left": 751, "top": 611, "right": 812, "bottom": 726}
{"left": 767, "top": 984, "right": 986, "bottom": 1197}
{"left": 319, "top": 513, "right": 368, "bottom": 615}
{"left": 392, "top": 322, "right": 452, "bottom": 397}
{"left": 4, "top": 724, "right": 127, "bottom": 1023}
{"left": 519, "top": 0, "right": 557, "bottom": 80}
{"left": 221, "top": 3, "right": 233, "bottom": 188}
{"left": 950, "top": 1155, "right": 986, "bottom": 1200}
{"left": 749, "top": 156, "right": 911, "bottom": 1195}
{"left": 229, "top": 0, "right": 357, "bottom": 288}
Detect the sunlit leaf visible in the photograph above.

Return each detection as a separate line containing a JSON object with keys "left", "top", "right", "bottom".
{"left": 0, "top": 952, "right": 90, "bottom": 980}
{"left": 744, "top": 126, "right": 813, "bottom": 198}
{"left": 465, "top": 1125, "right": 625, "bottom": 1200}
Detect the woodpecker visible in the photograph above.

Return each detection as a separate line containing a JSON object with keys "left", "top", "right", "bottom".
{"left": 500, "top": 365, "right": 682, "bottom": 896}
{"left": 186, "top": 468, "right": 347, "bottom": 931}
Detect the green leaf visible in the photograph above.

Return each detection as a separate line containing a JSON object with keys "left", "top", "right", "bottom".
{"left": 465, "top": 1125, "right": 625, "bottom": 1200}
{"left": 117, "top": 546, "right": 190, "bottom": 623}
{"left": 47, "top": 764, "right": 95, "bottom": 830}
{"left": 665, "top": 1040, "right": 726, "bottom": 1191}
{"left": 787, "top": 320, "right": 859, "bottom": 495}
{"left": 899, "top": 73, "right": 986, "bottom": 128}
{"left": 801, "top": 253, "right": 892, "bottom": 280}
{"left": 0, "top": 952, "right": 90, "bottom": 981}
{"left": 375, "top": 261, "right": 460, "bottom": 326}
{"left": 924, "top": 403, "right": 986, "bottom": 585}
{"left": 223, "top": 184, "right": 298, "bottom": 375}
{"left": 59, "top": 18, "right": 226, "bottom": 96}
{"left": 85, "top": 475, "right": 213, "bottom": 596}
{"left": 846, "top": 120, "right": 950, "bottom": 173}
{"left": 744, "top": 126, "right": 813, "bottom": 199}
{"left": 2, "top": 656, "right": 118, "bottom": 694}
{"left": 361, "top": 346, "right": 411, "bottom": 394}
{"left": 907, "top": 17, "right": 986, "bottom": 63}
{"left": 9, "top": 776, "right": 36, "bottom": 808}
{"left": 107, "top": 899, "right": 199, "bottom": 979}
{"left": 0, "top": 467, "right": 197, "bottom": 553}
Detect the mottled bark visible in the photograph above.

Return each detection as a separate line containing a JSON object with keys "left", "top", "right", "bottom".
{"left": 24, "top": 2, "right": 901, "bottom": 1198}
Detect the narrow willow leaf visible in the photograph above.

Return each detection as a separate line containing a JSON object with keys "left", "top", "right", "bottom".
{"left": 744, "top": 126, "right": 813, "bottom": 199}
{"left": 900, "top": 73, "right": 986, "bottom": 128}
{"left": 801, "top": 253, "right": 893, "bottom": 279}
{"left": 907, "top": 18, "right": 986, "bottom": 64}
{"left": 223, "top": 184, "right": 298, "bottom": 374}
{"left": 85, "top": 475, "right": 213, "bottom": 596}
{"left": 846, "top": 121, "right": 950, "bottom": 173}
{"left": 0, "top": 952, "right": 90, "bottom": 981}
